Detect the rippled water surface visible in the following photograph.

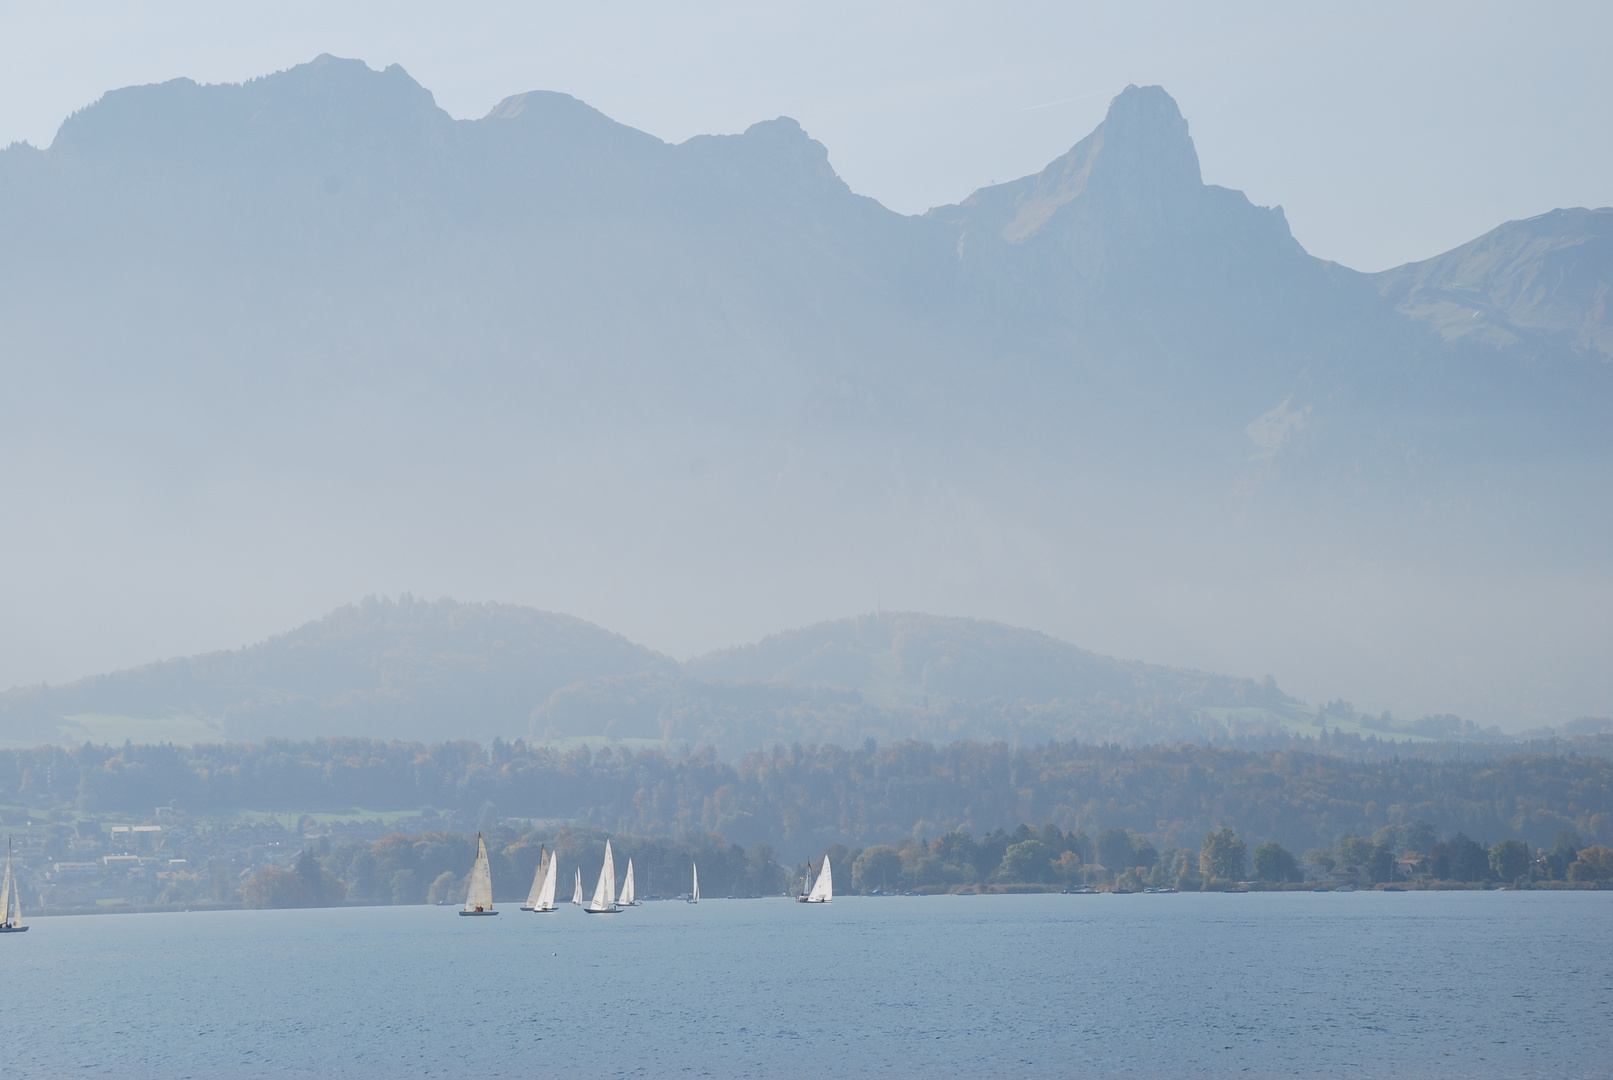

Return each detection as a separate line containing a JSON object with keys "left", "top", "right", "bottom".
{"left": 3, "top": 891, "right": 1610, "bottom": 1078}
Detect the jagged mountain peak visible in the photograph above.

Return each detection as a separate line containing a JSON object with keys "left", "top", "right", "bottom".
{"left": 934, "top": 84, "right": 1203, "bottom": 245}
{"left": 47, "top": 53, "right": 448, "bottom": 165}
{"left": 242, "top": 53, "right": 439, "bottom": 112}
{"left": 1090, "top": 84, "right": 1203, "bottom": 193}
{"left": 737, "top": 117, "right": 849, "bottom": 192}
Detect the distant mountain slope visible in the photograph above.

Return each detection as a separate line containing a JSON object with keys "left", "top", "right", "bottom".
{"left": 0, "top": 598, "right": 669, "bottom": 745}
{"left": 1374, "top": 208, "right": 1612, "bottom": 360}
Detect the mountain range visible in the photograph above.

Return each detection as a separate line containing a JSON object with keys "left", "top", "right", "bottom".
{"left": 0, "top": 596, "right": 1537, "bottom": 754}
{"left": 0, "top": 56, "right": 1608, "bottom": 726}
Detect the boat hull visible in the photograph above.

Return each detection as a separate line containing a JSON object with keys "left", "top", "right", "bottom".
{"left": 583, "top": 907, "right": 620, "bottom": 914}
{"left": 0, "top": 925, "right": 27, "bottom": 932}
{"left": 458, "top": 910, "right": 500, "bottom": 916}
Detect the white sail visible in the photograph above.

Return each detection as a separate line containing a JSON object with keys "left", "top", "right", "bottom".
{"left": 690, "top": 861, "right": 699, "bottom": 903}
{"left": 464, "top": 833, "right": 495, "bottom": 912}
{"left": 524, "top": 845, "right": 548, "bottom": 909}
{"left": 1, "top": 841, "right": 12, "bottom": 926}
{"left": 618, "top": 859, "right": 635, "bottom": 906}
{"left": 572, "top": 867, "right": 583, "bottom": 905}
{"left": 807, "top": 854, "right": 833, "bottom": 902}
{"left": 588, "top": 840, "right": 617, "bottom": 912}
{"left": 10, "top": 872, "right": 19, "bottom": 928}
{"left": 536, "top": 847, "right": 559, "bottom": 910}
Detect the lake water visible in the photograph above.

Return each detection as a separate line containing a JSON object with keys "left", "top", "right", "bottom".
{"left": 3, "top": 891, "right": 1609, "bottom": 1078}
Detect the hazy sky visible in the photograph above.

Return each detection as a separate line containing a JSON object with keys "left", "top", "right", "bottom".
{"left": 3, "top": 0, "right": 1608, "bottom": 272}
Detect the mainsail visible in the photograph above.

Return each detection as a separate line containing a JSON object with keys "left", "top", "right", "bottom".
{"left": 572, "top": 867, "right": 583, "bottom": 905}
{"left": 806, "top": 854, "right": 833, "bottom": 902}
{"left": 3, "top": 838, "right": 25, "bottom": 931}
{"left": 535, "top": 847, "right": 559, "bottom": 911}
{"left": 618, "top": 859, "right": 636, "bottom": 907}
{"left": 463, "top": 833, "right": 495, "bottom": 913}
{"left": 690, "top": 861, "right": 699, "bottom": 903}
{"left": 523, "top": 845, "right": 548, "bottom": 910}
{"left": 1, "top": 841, "right": 12, "bottom": 926}
{"left": 587, "top": 840, "right": 618, "bottom": 913}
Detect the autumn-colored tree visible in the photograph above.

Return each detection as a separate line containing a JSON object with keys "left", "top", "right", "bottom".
{"left": 1200, "top": 828, "right": 1247, "bottom": 883}
{"left": 1568, "top": 846, "right": 1613, "bottom": 882}
{"left": 242, "top": 849, "right": 345, "bottom": 908}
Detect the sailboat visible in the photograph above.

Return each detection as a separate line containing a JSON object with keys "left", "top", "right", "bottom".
{"left": 523, "top": 845, "right": 560, "bottom": 912}
{"left": 586, "top": 840, "right": 620, "bottom": 914}
{"left": 572, "top": 867, "right": 583, "bottom": 906}
{"left": 521, "top": 845, "right": 548, "bottom": 911}
{"left": 618, "top": 858, "right": 638, "bottom": 907}
{"left": 459, "top": 833, "right": 498, "bottom": 915}
{"left": 535, "top": 847, "right": 559, "bottom": 912}
{"left": 1, "top": 839, "right": 26, "bottom": 933}
{"left": 796, "top": 854, "right": 833, "bottom": 903}
{"left": 688, "top": 861, "right": 699, "bottom": 904}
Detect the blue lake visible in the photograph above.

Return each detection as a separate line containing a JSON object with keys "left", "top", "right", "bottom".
{"left": 3, "top": 891, "right": 1609, "bottom": 1078}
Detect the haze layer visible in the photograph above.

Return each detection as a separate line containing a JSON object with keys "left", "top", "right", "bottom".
{"left": 1, "top": 56, "right": 1608, "bottom": 726}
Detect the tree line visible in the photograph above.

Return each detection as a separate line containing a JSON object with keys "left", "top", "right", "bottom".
{"left": 832, "top": 823, "right": 1613, "bottom": 895}
{"left": 234, "top": 819, "right": 1613, "bottom": 910}
{"left": 2, "top": 735, "right": 1610, "bottom": 859}
{"left": 240, "top": 826, "right": 786, "bottom": 909}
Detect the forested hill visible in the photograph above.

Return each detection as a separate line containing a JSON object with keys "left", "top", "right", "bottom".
{"left": 4, "top": 735, "right": 1608, "bottom": 861}
{"left": 536, "top": 611, "right": 1311, "bottom": 753}
{"left": 0, "top": 599, "right": 1532, "bottom": 751}
{"left": 683, "top": 612, "right": 1259, "bottom": 705}
{"left": 0, "top": 598, "right": 671, "bottom": 746}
